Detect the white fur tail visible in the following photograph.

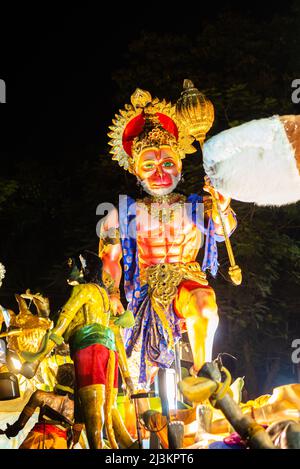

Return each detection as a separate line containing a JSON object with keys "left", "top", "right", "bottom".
{"left": 203, "top": 115, "right": 300, "bottom": 206}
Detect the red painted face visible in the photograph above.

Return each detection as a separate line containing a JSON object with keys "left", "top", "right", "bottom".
{"left": 135, "top": 146, "right": 182, "bottom": 195}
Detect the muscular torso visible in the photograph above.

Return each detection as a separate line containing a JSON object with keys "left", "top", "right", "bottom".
{"left": 136, "top": 196, "right": 203, "bottom": 274}
{"left": 99, "top": 192, "right": 236, "bottom": 291}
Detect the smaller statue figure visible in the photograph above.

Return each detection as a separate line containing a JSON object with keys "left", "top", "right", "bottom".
{"left": 6, "top": 293, "right": 52, "bottom": 359}
{"left": 0, "top": 364, "right": 81, "bottom": 449}
{"left": 1, "top": 289, "right": 74, "bottom": 406}
{"left": 21, "top": 251, "right": 136, "bottom": 449}
{"left": 0, "top": 290, "right": 55, "bottom": 391}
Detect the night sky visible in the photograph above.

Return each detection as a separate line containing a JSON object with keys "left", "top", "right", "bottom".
{"left": 0, "top": 2, "right": 290, "bottom": 170}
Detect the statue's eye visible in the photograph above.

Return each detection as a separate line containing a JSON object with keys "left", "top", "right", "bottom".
{"left": 162, "top": 161, "right": 174, "bottom": 167}
{"left": 143, "top": 163, "right": 155, "bottom": 170}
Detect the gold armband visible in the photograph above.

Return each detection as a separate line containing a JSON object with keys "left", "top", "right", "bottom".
{"left": 102, "top": 270, "right": 120, "bottom": 297}
{"left": 99, "top": 228, "right": 120, "bottom": 250}
{"left": 49, "top": 332, "right": 64, "bottom": 345}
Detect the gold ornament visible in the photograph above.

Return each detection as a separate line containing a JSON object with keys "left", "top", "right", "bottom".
{"left": 176, "top": 79, "right": 215, "bottom": 146}
{"left": 137, "top": 193, "right": 186, "bottom": 224}
{"left": 132, "top": 114, "right": 178, "bottom": 159}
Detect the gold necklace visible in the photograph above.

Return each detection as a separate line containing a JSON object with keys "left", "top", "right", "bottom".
{"left": 137, "top": 193, "right": 186, "bottom": 223}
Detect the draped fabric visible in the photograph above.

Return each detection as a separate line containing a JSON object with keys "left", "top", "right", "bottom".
{"left": 187, "top": 193, "right": 220, "bottom": 277}
{"left": 72, "top": 344, "right": 118, "bottom": 389}
{"left": 125, "top": 285, "right": 181, "bottom": 385}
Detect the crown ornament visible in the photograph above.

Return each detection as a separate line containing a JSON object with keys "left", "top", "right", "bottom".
{"left": 108, "top": 88, "right": 197, "bottom": 173}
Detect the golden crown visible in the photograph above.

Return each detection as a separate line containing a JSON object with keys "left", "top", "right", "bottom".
{"left": 108, "top": 88, "right": 196, "bottom": 173}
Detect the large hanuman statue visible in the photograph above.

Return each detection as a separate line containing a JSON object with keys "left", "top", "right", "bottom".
{"left": 99, "top": 87, "right": 237, "bottom": 390}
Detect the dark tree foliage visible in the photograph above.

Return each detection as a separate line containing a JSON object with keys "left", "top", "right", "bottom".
{"left": 0, "top": 3, "right": 300, "bottom": 396}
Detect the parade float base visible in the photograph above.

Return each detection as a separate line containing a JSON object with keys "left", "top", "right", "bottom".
{"left": 1, "top": 384, "right": 300, "bottom": 449}
{"left": 121, "top": 383, "right": 300, "bottom": 449}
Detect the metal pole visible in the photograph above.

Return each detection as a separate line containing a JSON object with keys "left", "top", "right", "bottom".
{"left": 174, "top": 341, "right": 183, "bottom": 403}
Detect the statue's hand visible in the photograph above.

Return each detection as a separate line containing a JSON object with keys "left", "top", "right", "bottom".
{"left": 110, "top": 295, "right": 124, "bottom": 316}
{"left": 204, "top": 176, "right": 231, "bottom": 211}
{"left": 113, "top": 310, "right": 135, "bottom": 328}
{"left": 21, "top": 289, "right": 47, "bottom": 304}
{"left": 4, "top": 423, "right": 20, "bottom": 438}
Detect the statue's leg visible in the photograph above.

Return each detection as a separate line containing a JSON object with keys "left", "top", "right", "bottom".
{"left": 78, "top": 383, "right": 106, "bottom": 449}
{"left": 74, "top": 344, "right": 112, "bottom": 449}
{"left": 174, "top": 280, "right": 219, "bottom": 374}
{"left": 111, "top": 388, "right": 138, "bottom": 448}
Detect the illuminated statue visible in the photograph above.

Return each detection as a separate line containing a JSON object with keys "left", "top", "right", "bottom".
{"left": 0, "top": 290, "right": 53, "bottom": 386}
{"left": 0, "top": 289, "right": 75, "bottom": 401}
{"left": 0, "top": 364, "right": 80, "bottom": 449}
{"left": 6, "top": 293, "right": 51, "bottom": 357}
{"left": 177, "top": 367, "right": 300, "bottom": 449}
{"left": 21, "top": 251, "right": 136, "bottom": 449}
{"left": 99, "top": 83, "right": 238, "bottom": 390}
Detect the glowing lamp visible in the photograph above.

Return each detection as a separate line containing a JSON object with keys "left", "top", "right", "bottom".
{"left": 159, "top": 368, "right": 177, "bottom": 413}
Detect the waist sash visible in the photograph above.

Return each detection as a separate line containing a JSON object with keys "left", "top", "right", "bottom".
{"left": 69, "top": 323, "right": 116, "bottom": 355}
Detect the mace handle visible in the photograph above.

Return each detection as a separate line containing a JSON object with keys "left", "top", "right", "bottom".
{"left": 198, "top": 140, "right": 242, "bottom": 285}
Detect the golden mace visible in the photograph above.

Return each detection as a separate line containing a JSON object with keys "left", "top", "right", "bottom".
{"left": 176, "top": 79, "right": 242, "bottom": 286}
